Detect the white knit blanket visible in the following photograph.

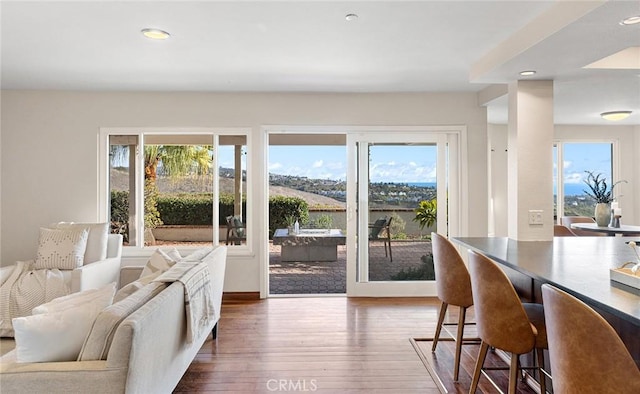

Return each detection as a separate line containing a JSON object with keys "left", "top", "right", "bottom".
{"left": 0, "top": 260, "right": 69, "bottom": 337}
{"left": 153, "top": 262, "right": 215, "bottom": 343}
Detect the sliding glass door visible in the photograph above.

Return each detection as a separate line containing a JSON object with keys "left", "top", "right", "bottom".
{"left": 346, "top": 130, "right": 460, "bottom": 296}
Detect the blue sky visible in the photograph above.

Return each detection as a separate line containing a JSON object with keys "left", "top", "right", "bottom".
{"left": 265, "top": 142, "right": 615, "bottom": 192}
{"left": 555, "top": 142, "right": 612, "bottom": 184}
{"left": 267, "top": 145, "right": 438, "bottom": 183}
{"left": 165, "top": 141, "right": 614, "bottom": 190}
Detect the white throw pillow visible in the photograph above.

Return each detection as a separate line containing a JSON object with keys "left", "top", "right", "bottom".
{"left": 13, "top": 302, "right": 104, "bottom": 363}
{"left": 52, "top": 222, "right": 109, "bottom": 263}
{"left": 139, "top": 248, "right": 181, "bottom": 278}
{"left": 34, "top": 227, "right": 89, "bottom": 270}
{"left": 32, "top": 282, "right": 116, "bottom": 315}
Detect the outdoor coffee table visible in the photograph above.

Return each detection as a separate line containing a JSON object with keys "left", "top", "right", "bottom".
{"left": 272, "top": 228, "right": 346, "bottom": 262}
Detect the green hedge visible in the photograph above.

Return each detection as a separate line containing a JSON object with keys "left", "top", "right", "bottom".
{"left": 110, "top": 192, "right": 308, "bottom": 232}
{"left": 268, "top": 196, "right": 309, "bottom": 236}
{"left": 157, "top": 193, "right": 214, "bottom": 225}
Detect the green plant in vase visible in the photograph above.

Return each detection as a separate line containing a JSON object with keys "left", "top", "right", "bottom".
{"left": 583, "top": 171, "right": 626, "bottom": 226}
{"left": 284, "top": 214, "right": 297, "bottom": 234}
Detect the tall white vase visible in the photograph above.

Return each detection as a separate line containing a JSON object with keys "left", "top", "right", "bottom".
{"left": 594, "top": 203, "right": 611, "bottom": 227}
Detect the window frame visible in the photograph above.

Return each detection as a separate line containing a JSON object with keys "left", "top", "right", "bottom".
{"left": 553, "top": 138, "right": 619, "bottom": 221}
{"left": 99, "top": 127, "right": 252, "bottom": 255}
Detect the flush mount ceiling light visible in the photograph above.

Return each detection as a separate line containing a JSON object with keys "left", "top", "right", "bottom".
{"left": 620, "top": 15, "right": 640, "bottom": 25}
{"left": 345, "top": 13, "right": 358, "bottom": 21}
{"left": 141, "top": 28, "right": 170, "bottom": 40}
{"left": 519, "top": 70, "right": 536, "bottom": 76}
{"left": 600, "top": 111, "right": 632, "bottom": 121}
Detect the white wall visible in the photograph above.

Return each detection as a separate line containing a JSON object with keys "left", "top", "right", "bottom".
{"left": 489, "top": 123, "right": 640, "bottom": 233}
{"left": 488, "top": 123, "right": 509, "bottom": 236}
{"left": 635, "top": 126, "right": 640, "bottom": 222}
{"left": 1, "top": 90, "right": 489, "bottom": 292}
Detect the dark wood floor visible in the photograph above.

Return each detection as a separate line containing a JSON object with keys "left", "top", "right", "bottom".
{"left": 175, "top": 297, "right": 441, "bottom": 393}
{"left": 412, "top": 337, "right": 539, "bottom": 394}
{"left": 174, "top": 297, "right": 541, "bottom": 393}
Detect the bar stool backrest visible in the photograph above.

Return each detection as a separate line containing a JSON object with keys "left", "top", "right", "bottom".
{"left": 541, "top": 284, "right": 640, "bottom": 394}
{"left": 431, "top": 233, "right": 473, "bottom": 308}
{"left": 467, "top": 250, "right": 536, "bottom": 354}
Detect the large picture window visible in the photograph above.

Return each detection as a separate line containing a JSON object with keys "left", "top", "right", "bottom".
{"left": 553, "top": 141, "right": 615, "bottom": 219}
{"left": 101, "top": 129, "right": 249, "bottom": 249}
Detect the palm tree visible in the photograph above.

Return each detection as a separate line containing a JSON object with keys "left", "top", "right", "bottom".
{"left": 144, "top": 145, "right": 212, "bottom": 181}
{"left": 110, "top": 144, "right": 213, "bottom": 243}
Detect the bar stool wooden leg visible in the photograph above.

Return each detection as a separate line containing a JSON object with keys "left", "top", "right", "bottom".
{"left": 469, "top": 341, "right": 489, "bottom": 394}
{"left": 432, "top": 302, "right": 448, "bottom": 352}
{"left": 453, "top": 306, "right": 467, "bottom": 381}
{"left": 536, "top": 348, "right": 546, "bottom": 394}
{"left": 508, "top": 353, "right": 519, "bottom": 394}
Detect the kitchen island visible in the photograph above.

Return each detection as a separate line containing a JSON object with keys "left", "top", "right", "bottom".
{"left": 453, "top": 236, "right": 640, "bottom": 366}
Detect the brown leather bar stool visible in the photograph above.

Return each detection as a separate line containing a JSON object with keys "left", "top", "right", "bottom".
{"left": 467, "top": 250, "right": 548, "bottom": 394}
{"left": 541, "top": 284, "right": 640, "bottom": 394}
{"left": 431, "top": 232, "right": 476, "bottom": 381}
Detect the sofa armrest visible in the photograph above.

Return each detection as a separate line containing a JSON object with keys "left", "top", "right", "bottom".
{"left": 70, "top": 257, "right": 121, "bottom": 292}
{"left": 105, "top": 234, "right": 123, "bottom": 259}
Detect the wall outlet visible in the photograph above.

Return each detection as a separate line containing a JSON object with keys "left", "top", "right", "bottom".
{"left": 528, "top": 210, "right": 544, "bottom": 225}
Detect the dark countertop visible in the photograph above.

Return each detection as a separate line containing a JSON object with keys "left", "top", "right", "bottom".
{"left": 453, "top": 236, "right": 640, "bottom": 326}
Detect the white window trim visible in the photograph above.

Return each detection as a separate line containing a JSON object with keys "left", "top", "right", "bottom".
{"left": 262, "top": 125, "right": 467, "bottom": 298}
{"left": 553, "top": 138, "right": 619, "bottom": 221}
{"left": 99, "top": 127, "right": 252, "bottom": 257}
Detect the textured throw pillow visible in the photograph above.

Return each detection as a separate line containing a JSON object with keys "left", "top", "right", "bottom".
{"left": 139, "top": 248, "right": 181, "bottom": 278}
{"left": 13, "top": 302, "right": 104, "bottom": 363}
{"left": 34, "top": 227, "right": 89, "bottom": 270}
{"left": 32, "top": 282, "right": 116, "bottom": 315}
{"left": 52, "top": 222, "right": 109, "bottom": 263}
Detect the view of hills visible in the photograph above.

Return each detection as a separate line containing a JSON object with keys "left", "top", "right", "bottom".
{"left": 111, "top": 168, "right": 437, "bottom": 209}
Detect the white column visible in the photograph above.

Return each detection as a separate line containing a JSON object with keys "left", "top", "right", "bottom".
{"left": 507, "top": 80, "right": 554, "bottom": 241}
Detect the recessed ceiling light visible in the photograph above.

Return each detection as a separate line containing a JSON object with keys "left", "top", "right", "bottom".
{"left": 345, "top": 13, "right": 358, "bottom": 21}
{"left": 601, "top": 111, "right": 632, "bottom": 121}
{"left": 519, "top": 70, "right": 536, "bottom": 76}
{"left": 141, "top": 28, "right": 170, "bottom": 40}
{"left": 620, "top": 15, "right": 640, "bottom": 25}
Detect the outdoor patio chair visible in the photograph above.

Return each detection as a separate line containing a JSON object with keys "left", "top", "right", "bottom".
{"left": 226, "top": 215, "right": 246, "bottom": 245}
{"left": 368, "top": 216, "right": 392, "bottom": 261}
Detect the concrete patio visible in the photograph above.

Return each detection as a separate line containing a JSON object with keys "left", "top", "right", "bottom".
{"left": 269, "top": 240, "right": 433, "bottom": 295}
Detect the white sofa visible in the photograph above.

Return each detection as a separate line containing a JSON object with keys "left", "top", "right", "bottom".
{"left": 0, "top": 233, "right": 123, "bottom": 293}
{"left": 0, "top": 245, "right": 227, "bottom": 394}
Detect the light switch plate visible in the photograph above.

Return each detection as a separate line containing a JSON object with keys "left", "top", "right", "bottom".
{"left": 528, "top": 210, "right": 543, "bottom": 225}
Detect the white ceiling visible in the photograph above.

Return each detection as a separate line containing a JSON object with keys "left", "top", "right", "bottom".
{"left": 2, "top": 0, "right": 639, "bottom": 125}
